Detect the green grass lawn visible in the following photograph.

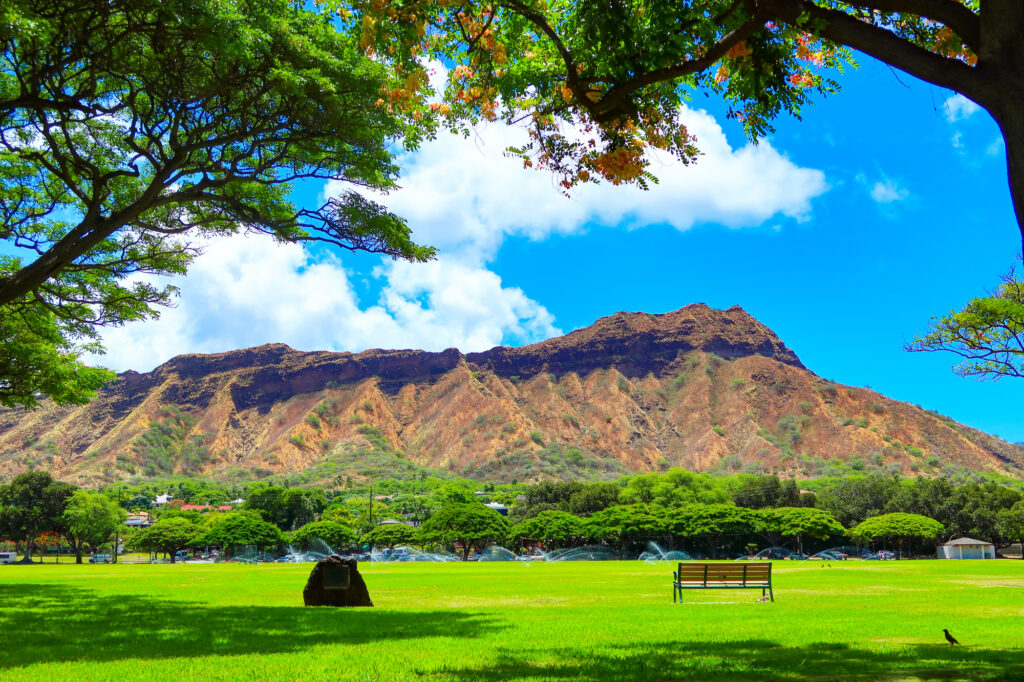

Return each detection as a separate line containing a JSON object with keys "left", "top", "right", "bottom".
{"left": 1, "top": 559, "right": 1022, "bottom": 680}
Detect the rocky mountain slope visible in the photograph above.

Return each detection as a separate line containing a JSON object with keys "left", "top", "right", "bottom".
{"left": 1, "top": 304, "right": 1022, "bottom": 486}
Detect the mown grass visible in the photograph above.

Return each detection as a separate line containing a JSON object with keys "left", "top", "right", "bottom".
{"left": 1, "top": 560, "right": 1022, "bottom": 680}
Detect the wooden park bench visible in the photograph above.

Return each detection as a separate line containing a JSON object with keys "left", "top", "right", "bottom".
{"left": 673, "top": 562, "right": 773, "bottom": 603}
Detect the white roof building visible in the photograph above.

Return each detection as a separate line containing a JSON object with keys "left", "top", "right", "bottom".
{"left": 154, "top": 494, "right": 172, "bottom": 506}
{"left": 937, "top": 537, "right": 995, "bottom": 560}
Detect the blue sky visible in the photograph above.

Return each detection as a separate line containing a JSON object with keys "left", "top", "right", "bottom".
{"left": 93, "top": 55, "right": 1024, "bottom": 443}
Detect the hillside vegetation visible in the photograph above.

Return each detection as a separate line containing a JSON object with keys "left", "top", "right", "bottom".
{"left": 1, "top": 304, "right": 1021, "bottom": 486}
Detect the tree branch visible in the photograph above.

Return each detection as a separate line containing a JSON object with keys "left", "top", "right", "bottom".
{"left": 841, "top": 1, "right": 981, "bottom": 52}
{"left": 761, "top": 0, "right": 985, "bottom": 101}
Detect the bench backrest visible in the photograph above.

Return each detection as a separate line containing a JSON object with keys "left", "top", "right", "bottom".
{"left": 675, "top": 562, "right": 772, "bottom": 586}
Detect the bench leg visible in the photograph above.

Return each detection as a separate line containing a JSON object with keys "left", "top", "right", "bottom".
{"left": 768, "top": 585, "right": 774, "bottom": 602}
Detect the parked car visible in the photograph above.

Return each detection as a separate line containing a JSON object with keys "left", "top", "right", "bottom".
{"left": 0, "top": 551, "right": 18, "bottom": 564}
{"left": 89, "top": 554, "right": 112, "bottom": 563}
{"left": 877, "top": 550, "right": 896, "bottom": 560}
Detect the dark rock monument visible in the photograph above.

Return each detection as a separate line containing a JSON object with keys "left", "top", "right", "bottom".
{"left": 303, "top": 555, "right": 373, "bottom": 607}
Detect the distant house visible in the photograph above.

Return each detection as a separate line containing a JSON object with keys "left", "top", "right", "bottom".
{"left": 125, "top": 513, "right": 153, "bottom": 528}
{"left": 937, "top": 537, "right": 995, "bottom": 560}
{"left": 154, "top": 494, "right": 172, "bottom": 506}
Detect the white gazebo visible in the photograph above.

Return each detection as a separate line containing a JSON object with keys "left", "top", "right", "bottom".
{"left": 937, "top": 537, "right": 995, "bottom": 559}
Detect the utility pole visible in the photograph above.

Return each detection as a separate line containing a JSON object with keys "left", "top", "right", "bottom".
{"left": 368, "top": 480, "right": 373, "bottom": 529}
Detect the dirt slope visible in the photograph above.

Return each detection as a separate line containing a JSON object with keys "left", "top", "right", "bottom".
{"left": 1, "top": 303, "right": 1021, "bottom": 486}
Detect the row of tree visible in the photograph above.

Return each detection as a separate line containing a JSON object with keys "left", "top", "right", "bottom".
{"left": 96, "top": 469, "right": 1024, "bottom": 541}
{"left": 0, "top": 472, "right": 126, "bottom": 562}
{"left": 131, "top": 500, "right": 1023, "bottom": 562}
{"left": 7, "top": 470, "right": 1024, "bottom": 562}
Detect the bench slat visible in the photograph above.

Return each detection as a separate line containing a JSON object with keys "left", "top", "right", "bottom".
{"left": 673, "top": 562, "right": 774, "bottom": 603}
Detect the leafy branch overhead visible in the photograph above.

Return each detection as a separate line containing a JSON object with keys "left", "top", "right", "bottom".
{"left": 0, "top": 0, "right": 436, "bottom": 407}
{"left": 908, "top": 272, "right": 1024, "bottom": 380}
{"left": 352, "top": 0, "right": 1024, "bottom": 249}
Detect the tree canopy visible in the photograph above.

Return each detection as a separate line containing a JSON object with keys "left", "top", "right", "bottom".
{"left": 289, "top": 520, "right": 357, "bottom": 552}
{"left": 583, "top": 503, "right": 666, "bottom": 546}
{"left": 193, "top": 514, "right": 286, "bottom": 551}
{"left": 61, "top": 489, "right": 127, "bottom": 563}
{"left": 361, "top": 522, "right": 419, "bottom": 551}
{"left": 130, "top": 516, "right": 201, "bottom": 562}
{"left": 245, "top": 486, "right": 327, "bottom": 531}
{"left": 757, "top": 506, "right": 845, "bottom": 550}
{"left": 419, "top": 502, "right": 508, "bottom": 560}
{"left": 0, "top": 471, "right": 74, "bottom": 560}
{"left": 996, "top": 505, "right": 1024, "bottom": 558}
{"left": 850, "top": 512, "right": 944, "bottom": 547}
{"left": 511, "top": 510, "right": 583, "bottom": 549}
{"left": 0, "top": 0, "right": 436, "bottom": 406}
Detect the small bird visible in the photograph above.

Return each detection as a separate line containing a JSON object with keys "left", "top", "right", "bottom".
{"left": 943, "top": 629, "right": 961, "bottom": 646}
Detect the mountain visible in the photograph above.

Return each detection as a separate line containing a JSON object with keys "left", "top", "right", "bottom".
{"left": 1, "top": 303, "right": 1022, "bottom": 486}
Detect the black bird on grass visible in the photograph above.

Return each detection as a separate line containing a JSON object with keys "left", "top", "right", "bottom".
{"left": 943, "top": 629, "right": 961, "bottom": 646}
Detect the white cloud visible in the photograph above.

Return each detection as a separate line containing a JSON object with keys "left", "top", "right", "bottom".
{"left": 944, "top": 94, "right": 980, "bottom": 122}
{"left": 92, "top": 235, "right": 559, "bottom": 372}
{"left": 870, "top": 179, "right": 909, "bottom": 203}
{"left": 330, "top": 105, "right": 828, "bottom": 262}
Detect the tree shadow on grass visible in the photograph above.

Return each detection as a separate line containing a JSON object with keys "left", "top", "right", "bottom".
{"left": 442, "top": 640, "right": 1024, "bottom": 681}
{"left": 0, "top": 583, "right": 503, "bottom": 669}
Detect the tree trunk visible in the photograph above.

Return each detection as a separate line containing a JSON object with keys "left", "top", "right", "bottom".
{"left": 995, "top": 102, "right": 1024, "bottom": 254}
{"left": 978, "top": 1, "right": 1024, "bottom": 253}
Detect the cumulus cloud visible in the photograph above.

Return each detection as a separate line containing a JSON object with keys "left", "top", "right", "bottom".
{"left": 93, "top": 235, "right": 559, "bottom": 372}
{"left": 944, "top": 94, "right": 981, "bottom": 122}
{"left": 870, "top": 179, "right": 909, "bottom": 204}
{"left": 330, "top": 105, "right": 828, "bottom": 262}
